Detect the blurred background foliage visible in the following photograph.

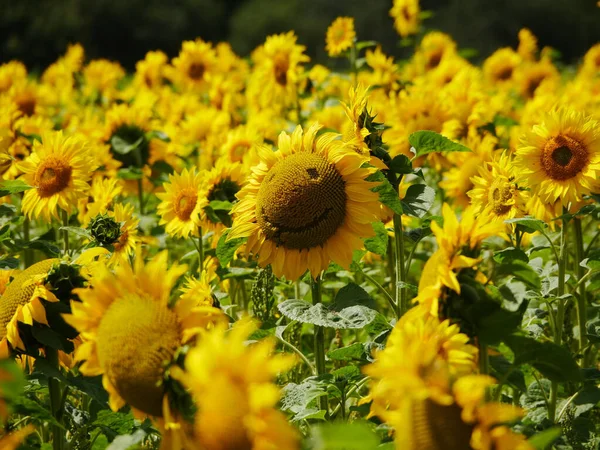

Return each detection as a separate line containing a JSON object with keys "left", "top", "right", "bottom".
{"left": 1, "top": 0, "right": 599, "bottom": 71}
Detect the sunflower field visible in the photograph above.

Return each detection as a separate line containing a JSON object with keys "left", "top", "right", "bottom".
{"left": 0, "top": 0, "right": 600, "bottom": 448}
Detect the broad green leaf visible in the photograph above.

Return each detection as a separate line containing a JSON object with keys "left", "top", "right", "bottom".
{"left": 145, "top": 130, "right": 171, "bottom": 142}
{"left": 493, "top": 247, "right": 529, "bottom": 264}
{"left": 278, "top": 300, "right": 377, "bottom": 329}
{"left": 59, "top": 226, "right": 92, "bottom": 240}
{"left": 93, "top": 410, "right": 135, "bottom": 442}
{"left": 330, "top": 283, "right": 378, "bottom": 311}
{"left": 0, "top": 359, "right": 25, "bottom": 400}
{"left": 209, "top": 200, "right": 234, "bottom": 211}
{"left": 408, "top": 131, "right": 470, "bottom": 157}
{"left": 505, "top": 217, "right": 548, "bottom": 234}
{"left": 110, "top": 135, "right": 144, "bottom": 155}
{"left": 117, "top": 167, "right": 144, "bottom": 180}
{"left": 505, "top": 334, "right": 582, "bottom": 382}
{"left": 571, "top": 385, "right": 600, "bottom": 417}
{"left": 0, "top": 179, "right": 32, "bottom": 197}
{"left": 68, "top": 374, "right": 109, "bottom": 406}
{"left": 0, "top": 256, "right": 19, "bottom": 269}
{"left": 216, "top": 230, "right": 246, "bottom": 267}
{"left": 0, "top": 203, "right": 16, "bottom": 216}
{"left": 388, "top": 155, "right": 413, "bottom": 175}
{"left": 106, "top": 429, "right": 146, "bottom": 450}
{"left": 364, "top": 221, "right": 388, "bottom": 256}
{"left": 327, "top": 343, "right": 367, "bottom": 362}
{"left": 528, "top": 427, "right": 561, "bottom": 449}
{"left": 496, "top": 260, "right": 541, "bottom": 291}
{"left": 310, "top": 421, "right": 380, "bottom": 450}
{"left": 489, "top": 354, "right": 526, "bottom": 391}
{"left": 368, "top": 171, "right": 402, "bottom": 215}
{"left": 401, "top": 184, "right": 435, "bottom": 218}
{"left": 12, "top": 395, "right": 64, "bottom": 428}
{"left": 281, "top": 378, "right": 327, "bottom": 421}
{"left": 356, "top": 40, "right": 378, "bottom": 51}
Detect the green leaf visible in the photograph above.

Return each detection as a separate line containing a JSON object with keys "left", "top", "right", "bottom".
{"left": 117, "top": 167, "right": 144, "bottom": 180}
{"left": 505, "top": 334, "right": 582, "bottom": 382}
{"left": 310, "top": 421, "right": 380, "bottom": 450}
{"left": 0, "top": 256, "right": 19, "bottom": 269}
{"left": 494, "top": 247, "right": 529, "bottom": 264}
{"left": 281, "top": 378, "right": 327, "bottom": 421}
{"left": 355, "top": 40, "right": 378, "bottom": 51}
{"left": 0, "top": 203, "right": 16, "bottom": 216}
{"left": 496, "top": 260, "right": 541, "bottom": 291}
{"left": 21, "top": 239, "right": 61, "bottom": 257}
{"left": 59, "top": 226, "right": 92, "bottom": 240}
{"left": 408, "top": 131, "right": 471, "bottom": 157}
{"left": 145, "top": 130, "right": 171, "bottom": 142}
{"left": 489, "top": 354, "right": 526, "bottom": 391}
{"left": 0, "top": 359, "right": 25, "bottom": 400}
{"left": 106, "top": 429, "right": 146, "bottom": 450}
{"left": 12, "top": 395, "right": 64, "bottom": 428}
{"left": 278, "top": 300, "right": 377, "bottom": 329}
{"left": 368, "top": 171, "right": 402, "bottom": 215}
{"left": 330, "top": 283, "right": 378, "bottom": 311}
{"left": 68, "top": 374, "right": 109, "bottom": 406}
{"left": 364, "top": 221, "right": 388, "bottom": 256}
{"left": 0, "top": 179, "right": 33, "bottom": 197}
{"left": 110, "top": 135, "right": 144, "bottom": 155}
{"left": 327, "top": 343, "right": 367, "bottom": 362}
{"left": 32, "top": 326, "right": 74, "bottom": 352}
{"left": 571, "top": 385, "right": 600, "bottom": 417}
{"left": 92, "top": 410, "right": 135, "bottom": 442}
{"left": 216, "top": 230, "right": 246, "bottom": 267}
{"left": 209, "top": 200, "right": 233, "bottom": 211}
{"left": 388, "top": 155, "right": 413, "bottom": 175}
{"left": 401, "top": 184, "right": 435, "bottom": 218}
{"left": 504, "top": 217, "right": 548, "bottom": 234}
{"left": 528, "top": 427, "right": 561, "bottom": 449}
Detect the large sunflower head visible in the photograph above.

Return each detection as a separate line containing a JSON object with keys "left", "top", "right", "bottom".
{"left": 325, "top": 17, "right": 356, "bottom": 57}
{"left": 175, "top": 318, "right": 299, "bottom": 450}
{"left": 229, "top": 123, "right": 381, "bottom": 280}
{"left": 157, "top": 167, "right": 208, "bottom": 239}
{"left": 64, "top": 251, "right": 224, "bottom": 418}
{"left": 515, "top": 108, "right": 600, "bottom": 207}
{"left": 18, "top": 130, "right": 95, "bottom": 222}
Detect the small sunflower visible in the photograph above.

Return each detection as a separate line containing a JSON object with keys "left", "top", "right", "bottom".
{"left": 482, "top": 48, "right": 521, "bottom": 85}
{"left": 77, "top": 177, "right": 123, "bottom": 226}
{"left": 103, "top": 103, "right": 152, "bottom": 169}
{"left": 107, "top": 203, "right": 140, "bottom": 266}
{"left": 221, "top": 125, "right": 263, "bottom": 166}
{"left": 325, "top": 17, "right": 356, "bottom": 57}
{"left": 515, "top": 58, "right": 559, "bottom": 99}
{"left": 171, "top": 39, "right": 217, "bottom": 92}
{"left": 18, "top": 131, "right": 95, "bottom": 222}
{"left": 82, "top": 59, "right": 125, "bottom": 100}
{"left": 134, "top": 50, "right": 168, "bottom": 90}
{"left": 175, "top": 318, "right": 299, "bottom": 450}
{"left": 64, "top": 251, "right": 224, "bottom": 419}
{"left": 515, "top": 108, "right": 600, "bottom": 207}
{"left": 229, "top": 123, "right": 381, "bottom": 280}
{"left": 0, "top": 61, "right": 27, "bottom": 93}
{"left": 390, "top": 0, "right": 420, "bottom": 38}
{"left": 157, "top": 167, "right": 207, "bottom": 239}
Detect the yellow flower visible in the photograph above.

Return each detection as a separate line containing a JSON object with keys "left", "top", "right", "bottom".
{"left": 103, "top": 103, "right": 153, "bottom": 169}
{"left": 390, "top": 0, "right": 420, "bottom": 37}
{"left": 170, "top": 39, "right": 217, "bottom": 92}
{"left": 64, "top": 251, "right": 224, "bottom": 418}
{"left": 157, "top": 167, "right": 207, "bottom": 239}
{"left": 18, "top": 131, "right": 95, "bottom": 222}
{"left": 134, "top": 50, "right": 168, "bottom": 89}
{"left": 515, "top": 108, "right": 600, "bottom": 207}
{"left": 221, "top": 125, "right": 263, "bottom": 166}
{"left": 325, "top": 17, "right": 356, "bottom": 57}
{"left": 515, "top": 58, "right": 559, "bottom": 99}
{"left": 82, "top": 59, "right": 125, "bottom": 99}
{"left": 176, "top": 318, "right": 299, "bottom": 450}
{"left": 468, "top": 152, "right": 529, "bottom": 222}
{"left": 364, "top": 47, "right": 400, "bottom": 89}
{"left": 517, "top": 28, "right": 538, "bottom": 61}
{"left": 0, "top": 61, "right": 27, "bottom": 93}
{"left": 229, "top": 123, "right": 381, "bottom": 280}
{"left": 416, "top": 32, "right": 457, "bottom": 73}
{"left": 107, "top": 203, "right": 140, "bottom": 266}
{"left": 77, "top": 177, "right": 123, "bottom": 226}
{"left": 483, "top": 48, "right": 521, "bottom": 85}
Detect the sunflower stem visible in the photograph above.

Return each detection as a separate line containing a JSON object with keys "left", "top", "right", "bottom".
{"left": 23, "top": 217, "right": 33, "bottom": 267}
{"left": 46, "top": 348, "right": 65, "bottom": 450}
{"left": 197, "top": 226, "right": 204, "bottom": 275}
{"left": 393, "top": 213, "right": 406, "bottom": 317}
{"left": 573, "top": 218, "right": 589, "bottom": 366}
{"left": 549, "top": 216, "right": 568, "bottom": 423}
{"left": 137, "top": 178, "right": 145, "bottom": 216}
{"left": 349, "top": 40, "right": 358, "bottom": 86}
{"left": 61, "top": 210, "right": 69, "bottom": 256}
{"left": 311, "top": 275, "right": 328, "bottom": 413}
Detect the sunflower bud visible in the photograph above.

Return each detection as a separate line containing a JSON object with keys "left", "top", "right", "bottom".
{"left": 88, "top": 213, "right": 122, "bottom": 248}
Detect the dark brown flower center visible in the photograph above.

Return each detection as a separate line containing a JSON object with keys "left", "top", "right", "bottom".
{"left": 411, "top": 399, "right": 474, "bottom": 450}
{"left": 188, "top": 62, "right": 205, "bottom": 80}
{"left": 541, "top": 134, "right": 588, "bottom": 181}
{"left": 34, "top": 157, "right": 72, "bottom": 197}
{"left": 174, "top": 189, "right": 198, "bottom": 221}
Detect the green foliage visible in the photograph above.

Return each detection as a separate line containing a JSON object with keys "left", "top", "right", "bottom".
{"left": 408, "top": 131, "right": 471, "bottom": 157}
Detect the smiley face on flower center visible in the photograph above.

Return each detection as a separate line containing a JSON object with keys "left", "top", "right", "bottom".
{"left": 256, "top": 152, "right": 346, "bottom": 250}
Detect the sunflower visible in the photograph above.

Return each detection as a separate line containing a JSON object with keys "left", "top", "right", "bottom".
{"left": 18, "top": 131, "right": 95, "bottom": 222}
{"left": 390, "top": 0, "right": 420, "bottom": 38}
{"left": 199, "top": 159, "right": 245, "bottom": 232}
{"left": 134, "top": 50, "right": 168, "bottom": 90}
{"left": 364, "top": 47, "right": 400, "bottom": 89}
{"left": 579, "top": 43, "right": 600, "bottom": 79}
{"left": 0, "top": 61, "right": 27, "bottom": 93}
{"left": 468, "top": 152, "right": 529, "bottom": 222}
{"left": 228, "top": 123, "right": 381, "bottom": 280}
{"left": 107, "top": 203, "right": 140, "bottom": 266}
{"left": 82, "top": 59, "right": 125, "bottom": 100}
{"left": 515, "top": 58, "right": 559, "bottom": 99}
{"left": 221, "top": 125, "right": 263, "bottom": 166}
{"left": 517, "top": 28, "right": 538, "bottom": 61}
{"left": 157, "top": 167, "right": 207, "bottom": 239}
{"left": 171, "top": 39, "right": 217, "bottom": 92}
{"left": 482, "top": 48, "right": 521, "bottom": 85}
{"left": 515, "top": 108, "right": 600, "bottom": 207}
{"left": 175, "top": 318, "right": 299, "bottom": 450}
{"left": 416, "top": 32, "right": 457, "bottom": 73}
{"left": 77, "top": 177, "right": 123, "bottom": 226}
{"left": 325, "top": 17, "right": 355, "bottom": 57}
{"left": 64, "top": 251, "right": 225, "bottom": 419}
{"left": 364, "top": 306, "right": 532, "bottom": 450}
{"left": 103, "top": 103, "right": 153, "bottom": 169}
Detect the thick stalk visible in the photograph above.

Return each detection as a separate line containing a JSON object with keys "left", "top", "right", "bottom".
{"left": 311, "top": 275, "right": 328, "bottom": 412}
{"left": 548, "top": 218, "right": 568, "bottom": 422}
{"left": 393, "top": 214, "right": 406, "bottom": 317}
{"left": 573, "top": 218, "right": 589, "bottom": 366}
{"left": 46, "top": 348, "right": 64, "bottom": 450}
{"left": 61, "top": 210, "right": 69, "bottom": 255}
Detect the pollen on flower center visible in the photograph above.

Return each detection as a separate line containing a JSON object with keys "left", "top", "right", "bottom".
{"left": 188, "top": 63, "right": 205, "bottom": 80}
{"left": 34, "top": 157, "right": 72, "bottom": 197}
{"left": 174, "top": 189, "right": 198, "bottom": 221}
{"left": 489, "top": 177, "right": 515, "bottom": 215}
{"left": 541, "top": 134, "right": 588, "bottom": 181}
{"left": 96, "top": 295, "right": 181, "bottom": 417}
{"left": 256, "top": 152, "right": 346, "bottom": 250}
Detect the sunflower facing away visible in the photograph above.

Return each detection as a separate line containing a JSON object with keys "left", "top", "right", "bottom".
{"left": 18, "top": 131, "right": 95, "bottom": 222}
{"left": 64, "top": 251, "right": 225, "bottom": 419}
{"left": 515, "top": 108, "right": 600, "bottom": 207}
{"left": 228, "top": 123, "right": 381, "bottom": 280}
{"left": 325, "top": 17, "right": 356, "bottom": 57}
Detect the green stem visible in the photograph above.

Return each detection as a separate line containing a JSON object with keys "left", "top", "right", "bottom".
{"left": 137, "top": 178, "right": 144, "bottom": 215}
{"left": 61, "top": 210, "right": 69, "bottom": 256}
{"left": 46, "top": 348, "right": 64, "bottom": 450}
{"left": 349, "top": 41, "right": 357, "bottom": 86}
{"left": 393, "top": 214, "right": 406, "bottom": 317}
{"left": 361, "top": 270, "right": 395, "bottom": 313}
{"left": 240, "top": 279, "right": 248, "bottom": 312}
{"left": 549, "top": 217, "right": 568, "bottom": 423}
{"left": 311, "top": 275, "right": 328, "bottom": 413}
{"left": 573, "top": 218, "right": 589, "bottom": 366}
{"left": 197, "top": 226, "right": 204, "bottom": 274}
{"left": 275, "top": 335, "right": 316, "bottom": 375}
{"left": 294, "top": 280, "right": 301, "bottom": 300}
{"left": 23, "top": 217, "right": 33, "bottom": 267}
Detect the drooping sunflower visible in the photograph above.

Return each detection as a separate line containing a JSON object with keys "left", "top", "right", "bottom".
{"left": 325, "top": 17, "right": 356, "bottom": 57}
{"left": 390, "top": 0, "right": 420, "bottom": 38}
{"left": 515, "top": 108, "right": 600, "bottom": 207}
{"left": 468, "top": 152, "right": 529, "bottom": 222}
{"left": 228, "top": 123, "right": 381, "bottom": 280}
{"left": 157, "top": 167, "right": 207, "bottom": 239}
{"left": 64, "top": 251, "right": 225, "bottom": 419}
{"left": 18, "top": 131, "right": 95, "bottom": 222}
{"left": 175, "top": 318, "right": 299, "bottom": 450}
